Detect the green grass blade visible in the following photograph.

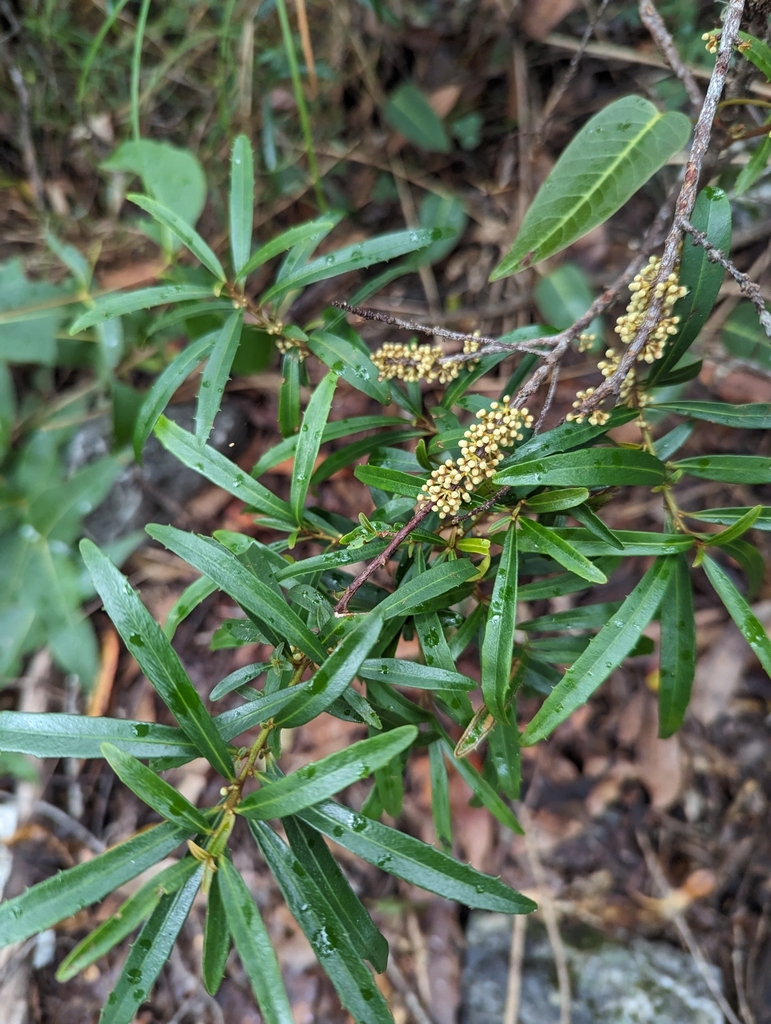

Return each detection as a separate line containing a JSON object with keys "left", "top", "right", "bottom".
{"left": 518, "top": 517, "right": 607, "bottom": 584}
{"left": 229, "top": 135, "right": 255, "bottom": 276}
{"left": 702, "top": 554, "right": 771, "bottom": 676}
{"left": 481, "top": 525, "right": 518, "bottom": 721}
{"left": 291, "top": 370, "right": 337, "bottom": 523}
{"left": 195, "top": 311, "right": 243, "bottom": 444}
{"left": 128, "top": 194, "right": 226, "bottom": 281}
{"left": 71, "top": 284, "right": 215, "bottom": 334}
{"left": 658, "top": 553, "right": 695, "bottom": 738}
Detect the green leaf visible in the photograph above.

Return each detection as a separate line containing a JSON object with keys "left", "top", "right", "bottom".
{"left": 514, "top": 407, "right": 638, "bottom": 461}
{"left": 706, "top": 505, "right": 763, "bottom": 546}
{"left": 283, "top": 815, "right": 389, "bottom": 973}
{"left": 653, "top": 422, "right": 695, "bottom": 461}
{"left": 260, "top": 228, "right": 451, "bottom": 305}
{"left": 275, "top": 539, "right": 390, "bottom": 581}
{"left": 519, "top": 601, "right": 623, "bottom": 633}
{"left": 229, "top": 135, "right": 255, "bottom": 276}
{"left": 672, "top": 455, "right": 771, "bottom": 484}
{"left": 300, "top": 799, "right": 536, "bottom": 913}
{"left": 702, "top": 554, "right": 771, "bottom": 676}
{"left": 196, "top": 311, "right": 243, "bottom": 444}
{"left": 481, "top": 525, "right": 518, "bottom": 721}
{"left": 495, "top": 448, "right": 666, "bottom": 488}
{"left": 377, "top": 559, "right": 479, "bottom": 619}
{"left": 357, "top": 659, "right": 475, "bottom": 691}
{"left": 383, "top": 83, "right": 451, "bottom": 153}
{"left": 522, "top": 557, "right": 674, "bottom": 745}
{"left": 535, "top": 262, "right": 602, "bottom": 338}
{"left": 354, "top": 464, "right": 425, "bottom": 498}
{"left": 278, "top": 350, "right": 301, "bottom": 438}
{"left": 238, "top": 216, "right": 338, "bottom": 281}
{"left": 249, "top": 820, "right": 394, "bottom": 1023}
{"left": 70, "top": 284, "right": 215, "bottom": 334}
{"left": 686, "top": 507, "right": 771, "bottom": 530}
{"left": 648, "top": 186, "right": 731, "bottom": 384}
{"left": 100, "top": 866, "right": 202, "bottom": 1024}
{"left": 56, "top": 858, "right": 198, "bottom": 982}
{"left": 720, "top": 539, "right": 765, "bottom": 601}
{"left": 307, "top": 330, "right": 391, "bottom": 404}
{"left": 128, "top": 194, "right": 226, "bottom": 281}
{"left": 154, "top": 416, "right": 294, "bottom": 523}
{"left": 738, "top": 31, "right": 771, "bottom": 81}
{"left": 518, "top": 517, "right": 607, "bottom": 584}
{"left": 217, "top": 857, "right": 295, "bottom": 1024}
{"left": 735, "top": 127, "right": 771, "bottom": 197}
{"left": 490, "top": 96, "right": 690, "bottom": 277}
{"left": 571, "top": 504, "right": 624, "bottom": 550}
{"left": 525, "top": 488, "right": 590, "bottom": 513}
{"left": 312, "top": 428, "right": 424, "bottom": 487}
{"left": 253, "top": 415, "right": 406, "bottom": 477}
{"left": 0, "top": 362, "right": 14, "bottom": 460}
{"left": 487, "top": 719, "right": 521, "bottom": 801}
{"left": 164, "top": 575, "right": 218, "bottom": 640}
{"left": 414, "top": 612, "right": 474, "bottom": 723}
{"left": 516, "top": 527, "right": 692, "bottom": 557}
{"left": 428, "top": 740, "right": 452, "bottom": 851}
{"left": 291, "top": 370, "right": 337, "bottom": 523}
{"left": 133, "top": 332, "right": 217, "bottom": 460}
{"left": 439, "top": 734, "right": 523, "bottom": 835}
{"left": 653, "top": 401, "right": 771, "bottom": 429}
{"left": 202, "top": 870, "right": 231, "bottom": 995}
{"left": 101, "top": 742, "right": 211, "bottom": 833}
{"left": 0, "top": 820, "right": 191, "bottom": 947}
{"left": 146, "top": 526, "right": 326, "bottom": 662}
{"left": 274, "top": 611, "right": 386, "bottom": 728}
{"left": 658, "top": 553, "right": 695, "bottom": 738}
{"left": 239, "top": 727, "right": 416, "bottom": 820}
{"left": 102, "top": 139, "right": 206, "bottom": 227}
{"left": 80, "top": 540, "right": 235, "bottom": 780}
{"left": 209, "top": 662, "right": 269, "bottom": 700}
{"left": 0, "top": 711, "right": 197, "bottom": 760}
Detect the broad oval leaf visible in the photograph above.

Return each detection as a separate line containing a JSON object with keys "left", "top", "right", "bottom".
{"left": 80, "top": 540, "right": 235, "bottom": 780}
{"left": 229, "top": 135, "right": 255, "bottom": 276}
{"left": 672, "top": 455, "right": 771, "bottom": 484}
{"left": 70, "top": 284, "right": 216, "bottom": 334}
{"left": 518, "top": 517, "right": 607, "bottom": 584}
{"left": 0, "top": 711, "right": 197, "bottom": 760}
{"left": 196, "top": 311, "right": 243, "bottom": 444}
{"left": 495, "top": 448, "right": 666, "bottom": 488}
{"left": 702, "top": 554, "right": 771, "bottom": 676}
{"left": 291, "top": 370, "right": 338, "bottom": 523}
{"left": 491, "top": 96, "right": 690, "bottom": 277}
{"left": 658, "top": 553, "right": 695, "bottom": 738}
{"left": 357, "top": 659, "right": 476, "bottom": 691}
{"left": 522, "top": 556, "right": 674, "bottom": 745}
{"left": 481, "top": 525, "right": 518, "bottom": 721}
{"left": 128, "top": 193, "right": 226, "bottom": 281}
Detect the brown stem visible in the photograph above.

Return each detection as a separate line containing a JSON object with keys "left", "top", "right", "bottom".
{"left": 639, "top": 0, "right": 703, "bottom": 112}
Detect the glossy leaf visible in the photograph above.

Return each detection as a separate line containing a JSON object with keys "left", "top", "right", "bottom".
{"left": 428, "top": 740, "right": 452, "bottom": 851}
{"left": 653, "top": 401, "right": 771, "bottom": 429}
{"left": 252, "top": 415, "right": 405, "bottom": 477}
{"left": 71, "top": 284, "right": 216, "bottom": 334}
{"left": 653, "top": 422, "right": 695, "bottom": 461}
{"left": 672, "top": 455, "right": 771, "bottom": 484}
{"left": 377, "top": 559, "right": 478, "bottom": 619}
{"left": 80, "top": 540, "right": 235, "bottom": 780}
{"left": 357, "top": 659, "right": 475, "bottom": 691}
{"left": 487, "top": 718, "right": 521, "bottom": 801}
{"left": 283, "top": 815, "right": 389, "bottom": 973}
{"left": 164, "top": 575, "right": 218, "bottom": 640}
{"left": 518, "top": 517, "right": 607, "bottom": 584}
{"left": 481, "top": 524, "right": 518, "bottom": 721}
{"left": 571, "top": 504, "right": 624, "bottom": 550}
{"left": 439, "top": 732, "right": 522, "bottom": 834}
{"left": 522, "top": 556, "right": 675, "bottom": 745}
{"left": 229, "top": 135, "right": 255, "bottom": 276}
{"left": 278, "top": 350, "right": 301, "bottom": 438}
{"left": 133, "top": 332, "right": 217, "bottom": 460}
{"left": 218, "top": 857, "right": 295, "bottom": 1024}
{"left": 312, "top": 428, "right": 424, "bottom": 486}
{"left": 128, "top": 194, "right": 226, "bottom": 280}
{"left": 491, "top": 96, "right": 690, "bottom": 277}
{"left": 98, "top": 867, "right": 202, "bottom": 1024}
{"left": 291, "top": 370, "right": 337, "bottom": 523}
{"left": 0, "top": 711, "right": 197, "bottom": 760}
{"left": 735, "top": 127, "right": 771, "bottom": 197}
{"left": 202, "top": 870, "right": 230, "bottom": 995}
{"left": 738, "top": 31, "right": 771, "bottom": 81}
{"left": 702, "top": 555, "right": 771, "bottom": 676}
{"left": 209, "top": 662, "right": 269, "bottom": 700}
{"left": 525, "top": 488, "right": 589, "bottom": 513}
{"left": 514, "top": 407, "right": 637, "bottom": 461}
{"left": 414, "top": 612, "right": 474, "bottom": 724}
{"left": 720, "top": 539, "right": 765, "bottom": 601}
{"left": 196, "top": 311, "right": 243, "bottom": 443}
{"left": 101, "top": 742, "right": 211, "bottom": 833}
{"left": 239, "top": 727, "right": 417, "bottom": 819}
{"left": 516, "top": 528, "right": 692, "bottom": 557}
{"left": 306, "top": 329, "right": 390, "bottom": 403}
{"left": 706, "top": 505, "right": 763, "bottom": 546}
{"left": 250, "top": 820, "right": 394, "bottom": 1022}
{"left": 495, "top": 448, "right": 666, "bottom": 488}
{"left": 300, "top": 799, "right": 536, "bottom": 913}
{"left": 275, "top": 539, "right": 389, "bottom": 580}
{"left": 238, "top": 216, "right": 338, "bottom": 282}
{"left": 520, "top": 601, "right": 623, "bottom": 633}
{"left": 686, "top": 507, "right": 771, "bottom": 531}
{"left": 0, "top": 821, "right": 191, "bottom": 947}
{"left": 383, "top": 82, "right": 451, "bottom": 153}
{"left": 354, "top": 464, "right": 425, "bottom": 498}
{"left": 658, "top": 553, "right": 695, "bottom": 738}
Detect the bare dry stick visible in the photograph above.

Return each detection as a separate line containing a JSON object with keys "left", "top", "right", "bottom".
{"left": 679, "top": 216, "right": 771, "bottom": 338}
{"left": 577, "top": 0, "right": 746, "bottom": 416}
{"left": 503, "top": 915, "right": 528, "bottom": 1024}
{"left": 639, "top": 0, "right": 703, "bottom": 112}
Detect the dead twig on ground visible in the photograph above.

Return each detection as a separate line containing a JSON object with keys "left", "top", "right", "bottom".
{"left": 639, "top": 0, "right": 703, "bottom": 112}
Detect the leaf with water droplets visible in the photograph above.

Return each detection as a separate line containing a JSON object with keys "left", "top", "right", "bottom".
{"left": 127, "top": 193, "right": 226, "bottom": 280}
{"left": 229, "top": 134, "right": 255, "bottom": 277}
{"left": 195, "top": 311, "right": 243, "bottom": 445}
{"left": 70, "top": 283, "right": 216, "bottom": 334}
{"left": 291, "top": 370, "right": 338, "bottom": 524}
{"left": 703, "top": 554, "right": 771, "bottom": 677}
{"left": 481, "top": 524, "right": 518, "bottom": 721}
{"left": 494, "top": 448, "right": 666, "bottom": 489}
{"left": 518, "top": 517, "right": 607, "bottom": 584}
{"left": 658, "top": 553, "right": 695, "bottom": 738}
{"left": 202, "top": 870, "right": 230, "bottom": 995}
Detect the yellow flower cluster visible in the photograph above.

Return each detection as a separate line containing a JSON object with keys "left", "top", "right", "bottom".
{"left": 276, "top": 335, "right": 310, "bottom": 359}
{"left": 420, "top": 397, "right": 533, "bottom": 518}
{"left": 702, "top": 30, "right": 719, "bottom": 54}
{"left": 567, "top": 256, "right": 686, "bottom": 425}
{"left": 372, "top": 336, "right": 480, "bottom": 384}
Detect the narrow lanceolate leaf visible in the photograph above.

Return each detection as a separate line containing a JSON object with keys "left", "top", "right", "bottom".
{"left": 0, "top": 712, "right": 197, "bottom": 760}
{"left": 218, "top": 857, "right": 295, "bottom": 1024}
{"left": 71, "top": 284, "right": 216, "bottom": 334}
{"left": 490, "top": 95, "right": 690, "bottom": 278}
{"left": 229, "top": 135, "right": 255, "bottom": 276}
{"left": 671, "top": 455, "right": 771, "bottom": 484}
{"left": 56, "top": 858, "right": 198, "bottom": 982}
{"left": 428, "top": 741, "right": 452, "bottom": 851}
{"left": 146, "top": 526, "right": 326, "bottom": 663}
{"left": 291, "top": 370, "right": 338, "bottom": 523}
{"left": 307, "top": 330, "right": 391, "bottom": 404}
{"left": 439, "top": 734, "right": 522, "bottom": 834}
{"left": 518, "top": 517, "right": 607, "bottom": 584}
{"left": 278, "top": 350, "right": 301, "bottom": 438}
{"left": 686, "top": 507, "right": 771, "bottom": 531}
{"left": 525, "top": 488, "right": 590, "bottom": 513}
{"left": 154, "top": 416, "right": 293, "bottom": 524}
{"left": 80, "top": 540, "right": 235, "bottom": 780}
{"left": 196, "top": 311, "right": 243, "bottom": 444}
{"left": 98, "top": 867, "right": 202, "bottom": 1024}
{"left": 652, "top": 401, "right": 771, "bottom": 430}
{"left": 238, "top": 217, "right": 337, "bottom": 281}
{"left": 495, "top": 448, "right": 666, "bottom": 489}
{"left": 274, "top": 610, "right": 386, "bottom": 728}
{"left": 250, "top": 821, "right": 394, "bottom": 1024}
{"left": 260, "top": 227, "right": 451, "bottom": 305}
{"left": 377, "top": 559, "right": 479, "bottom": 619}
{"left": 571, "top": 504, "right": 624, "bottom": 550}
{"left": 239, "top": 727, "right": 417, "bottom": 820}
{"left": 202, "top": 870, "right": 230, "bottom": 995}
{"left": 707, "top": 505, "right": 763, "bottom": 547}
{"left": 658, "top": 554, "right": 695, "bottom": 738}
{"left": 164, "top": 575, "right": 218, "bottom": 640}
{"left": 481, "top": 525, "right": 518, "bottom": 721}
{"left": 101, "top": 743, "right": 211, "bottom": 833}
{"left": 0, "top": 821, "right": 191, "bottom": 947}
{"left": 133, "top": 331, "right": 218, "bottom": 460}
{"left": 357, "top": 659, "right": 475, "bottom": 691}
{"left": 522, "top": 557, "right": 675, "bottom": 746}
{"left": 283, "top": 816, "right": 389, "bottom": 973}
{"left": 128, "top": 194, "right": 226, "bottom": 281}
{"left": 702, "top": 555, "right": 771, "bottom": 677}
{"left": 738, "top": 31, "right": 771, "bottom": 83}
{"left": 300, "top": 800, "right": 536, "bottom": 914}
{"left": 354, "top": 464, "right": 425, "bottom": 498}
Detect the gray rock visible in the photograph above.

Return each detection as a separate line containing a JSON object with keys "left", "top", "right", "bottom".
{"left": 461, "top": 913, "right": 723, "bottom": 1024}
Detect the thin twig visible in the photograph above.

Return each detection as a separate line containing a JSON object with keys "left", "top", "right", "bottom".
{"left": 578, "top": 0, "right": 746, "bottom": 415}
{"left": 534, "top": 365, "right": 560, "bottom": 432}
{"left": 639, "top": 0, "right": 703, "bottom": 112}
{"left": 679, "top": 216, "right": 771, "bottom": 338}
{"left": 386, "top": 957, "right": 438, "bottom": 1024}
{"left": 503, "top": 915, "right": 528, "bottom": 1024}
